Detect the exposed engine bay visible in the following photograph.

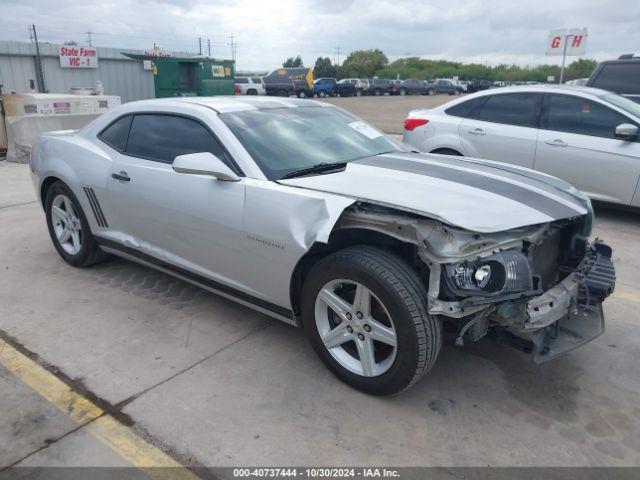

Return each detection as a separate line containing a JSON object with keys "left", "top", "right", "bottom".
{"left": 335, "top": 203, "right": 616, "bottom": 362}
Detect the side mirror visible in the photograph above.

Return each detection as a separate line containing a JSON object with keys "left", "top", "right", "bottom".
{"left": 614, "top": 123, "right": 639, "bottom": 141}
{"left": 172, "top": 152, "right": 240, "bottom": 182}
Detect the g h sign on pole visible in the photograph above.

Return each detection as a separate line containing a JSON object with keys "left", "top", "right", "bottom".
{"left": 546, "top": 28, "right": 588, "bottom": 84}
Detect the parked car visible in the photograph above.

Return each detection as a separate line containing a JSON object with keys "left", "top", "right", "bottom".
{"left": 587, "top": 54, "right": 640, "bottom": 103}
{"left": 435, "top": 79, "right": 463, "bottom": 95}
{"left": 313, "top": 77, "right": 338, "bottom": 97}
{"left": 398, "top": 79, "right": 428, "bottom": 95}
{"left": 389, "top": 79, "right": 402, "bottom": 95}
{"left": 30, "top": 96, "right": 614, "bottom": 395}
{"left": 264, "top": 68, "right": 314, "bottom": 98}
{"left": 467, "top": 79, "right": 492, "bottom": 93}
{"left": 334, "top": 79, "right": 357, "bottom": 97}
{"left": 367, "top": 78, "right": 393, "bottom": 96}
{"left": 423, "top": 80, "right": 437, "bottom": 96}
{"left": 403, "top": 85, "right": 640, "bottom": 207}
{"left": 234, "top": 76, "right": 265, "bottom": 95}
{"left": 340, "top": 78, "right": 367, "bottom": 96}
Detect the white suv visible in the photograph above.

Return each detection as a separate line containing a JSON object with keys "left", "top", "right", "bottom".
{"left": 403, "top": 85, "right": 640, "bottom": 207}
{"left": 234, "top": 76, "right": 265, "bottom": 95}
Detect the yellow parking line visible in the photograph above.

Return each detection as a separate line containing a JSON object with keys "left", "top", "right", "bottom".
{"left": 613, "top": 291, "right": 640, "bottom": 303}
{"left": 0, "top": 338, "right": 199, "bottom": 479}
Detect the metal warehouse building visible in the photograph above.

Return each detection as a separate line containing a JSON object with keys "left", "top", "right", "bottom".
{"left": 0, "top": 41, "right": 155, "bottom": 102}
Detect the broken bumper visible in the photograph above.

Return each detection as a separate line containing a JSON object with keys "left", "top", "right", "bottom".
{"left": 521, "top": 240, "right": 616, "bottom": 363}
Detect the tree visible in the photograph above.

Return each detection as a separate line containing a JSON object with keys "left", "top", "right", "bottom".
{"left": 313, "top": 57, "right": 337, "bottom": 78}
{"left": 283, "top": 55, "right": 304, "bottom": 68}
{"left": 338, "top": 49, "right": 388, "bottom": 78}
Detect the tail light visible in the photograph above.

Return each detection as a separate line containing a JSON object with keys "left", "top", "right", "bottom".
{"left": 404, "top": 118, "right": 429, "bottom": 131}
{"left": 234, "top": 84, "right": 241, "bottom": 95}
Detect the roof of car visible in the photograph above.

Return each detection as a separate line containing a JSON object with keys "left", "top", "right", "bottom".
{"left": 124, "top": 96, "right": 332, "bottom": 114}
{"left": 467, "top": 84, "right": 614, "bottom": 98}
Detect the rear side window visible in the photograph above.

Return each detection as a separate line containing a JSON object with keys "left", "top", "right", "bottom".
{"left": 472, "top": 93, "right": 541, "bottom": 127}
{"left": 251, "top": 77, "right": 262, "bottom": 83}
{"left": 445, "top": 97, "right": 484, "bottom": 118}
{"left": 236, "top": 77, "right": 248, "bottom": 84}
{"left": 99, "top": 115, "right": 132, "bottom": 151}
{"left": 544, "top": 94, "right": 633, "bottom": 139}
{"left": 125, "top": 114, "right": 231, "bottom": 165}
{"left": 592, "top": 63, "right": 640, "bottom": 95}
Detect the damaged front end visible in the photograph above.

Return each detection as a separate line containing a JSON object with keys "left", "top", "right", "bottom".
{"left": 336, "top": 203, "right": 616, "bottom": 363}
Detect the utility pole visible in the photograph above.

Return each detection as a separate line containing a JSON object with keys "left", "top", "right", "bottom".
{"left": 198, "top": 37, "right": 202, "bottom": 56}
{"left": 85, "top": 30, "right": 93, "bottom": 46}
{"left": 335, "top": 46, "right": 342, "bottom": 66}
{"left": 207, "top": 38, "right": 211, "bottom": 57}
{"left": 30, "top": 25, "right": 46, "bottom": 93}
{"left": 228, "top": 35, "right": 237, "bottom": 62}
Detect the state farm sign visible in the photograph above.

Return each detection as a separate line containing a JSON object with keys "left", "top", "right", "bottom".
{"left": 546, "top": 28, "right": 588, "bottom": 56}
{"left": 59, "top": 46, "right": 98, "bottom": 68}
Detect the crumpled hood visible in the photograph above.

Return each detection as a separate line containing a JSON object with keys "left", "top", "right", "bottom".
{"left": 278, "top": 152, "right": 589, "bottom": 233}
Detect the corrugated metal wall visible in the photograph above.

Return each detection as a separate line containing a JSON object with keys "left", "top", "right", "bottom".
{"left": 0, "top": 41, "right": 155, "bottom": 103}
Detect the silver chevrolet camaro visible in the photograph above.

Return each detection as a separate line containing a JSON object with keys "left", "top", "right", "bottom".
{"left": 30, "top": 96, "right": 615, "bottom": 395}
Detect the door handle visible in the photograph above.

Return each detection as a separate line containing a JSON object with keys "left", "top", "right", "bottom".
{"left": 467, "top": 128, "right": 486, "bottom": 136}
{"left": 111, "top": 171, "right": 130, "bottom": 182}
{"left": 544, "top": 139, "right": 568, "bottom": 147}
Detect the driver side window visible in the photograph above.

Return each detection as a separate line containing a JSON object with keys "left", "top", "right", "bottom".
{"left": 544, "top": 95, "right": 635, "bottom": 140}
{"left": 125, "top": 114, "right": 232, "bottom": 165}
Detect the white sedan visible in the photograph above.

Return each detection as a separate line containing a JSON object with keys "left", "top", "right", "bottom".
{"left": 403, "top": 85, "right": 640, "bottom": 207}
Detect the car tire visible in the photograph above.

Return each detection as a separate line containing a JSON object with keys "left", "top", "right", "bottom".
{"left": 355, "top": 89, "right": 363, "bottom": 97}
{"left": 301, "top": 246, "right": 442, "bottom": 395}
{"left": 297, "top": 90, "right": 307, "bottom": 98}
{"left": 277, "top": 89, "right": 288, "bottom": 97}
{"left": 428, "top": 88, "right": 436, "bottom": 96}
{"left": 374, "top": 89, "right": 381, "bottom": 96}
{"left": 247, "top": 89, "right": 257, "bottom": 95}
{"left": 45, "top": 180, "right": 109, "bottom": 268}
{"left": 399, "top": 88, "right": 407, "bottom": 96}
{"left": 318, "top": 90, "right": 327, "bottom": 98}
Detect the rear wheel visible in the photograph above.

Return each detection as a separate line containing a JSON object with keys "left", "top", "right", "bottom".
{"left": 247, "top": 89, "right": 257, "bottom": 95}
{"left": 45, "top": 181, "right": 108, "bottom": 267}
{"left": 355, "top": 89, "right": 363, "bottom": 97}
{"left": 374, "top": 88, "right": 382, "bottom": 96}
{"left": 297, "top": 90, "right": 308, "bottom": 98}
{"left": 301, "top": 246, "right": 442, "bottom": 395}
{"left": 318, "top": 90, "right": 327, "bottom": 98}
{"left": 428, "top": 88, "right": 436, "bottom": 96}
{"left": 399, "top": 88, "right": 407, "bottom": 96}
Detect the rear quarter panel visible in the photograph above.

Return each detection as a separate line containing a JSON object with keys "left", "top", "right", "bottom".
{"left": 33, "top": 132, "right": 113, "bottom": 231}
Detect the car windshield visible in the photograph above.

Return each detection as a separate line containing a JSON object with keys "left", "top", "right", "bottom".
{"left": 599, "top": 92, "right": 640, "bottom": 119}
{"left": 220, "top": 106, "right": 402, "bottom": 180}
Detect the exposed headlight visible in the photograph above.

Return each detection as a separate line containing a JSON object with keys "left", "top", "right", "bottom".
{"left": 445, "top": 251, "right": 533, "bottom": 297}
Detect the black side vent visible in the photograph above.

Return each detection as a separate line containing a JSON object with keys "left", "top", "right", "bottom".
{"left": 83, "top": 187, "right": 109, "bottom": 228}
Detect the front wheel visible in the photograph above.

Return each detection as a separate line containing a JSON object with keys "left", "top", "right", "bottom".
{"left": 399, "top": 88, "right": 407, "bottom": 96}
{"left": 297, "top": 90, "right": 307, "bottom": 98}
{"left": 428, "top": 88, "right": 436, "bottom": 96}
{"left": 301, "top": 246, "right": 442, "bottom": 395}
{"left": 45, "top": 180, "right": 109, "bottom": 267}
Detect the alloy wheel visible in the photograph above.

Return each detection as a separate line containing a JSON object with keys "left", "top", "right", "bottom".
{"left": 315, "top": 279, "right": 398, "bottom": 377}
{"left": 51, "top": 194, "right": 82, "bottom": 255}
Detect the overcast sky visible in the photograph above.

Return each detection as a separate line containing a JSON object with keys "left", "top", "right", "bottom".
{"left": 1, "top": 0, "right": 639, "bottom": 71}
